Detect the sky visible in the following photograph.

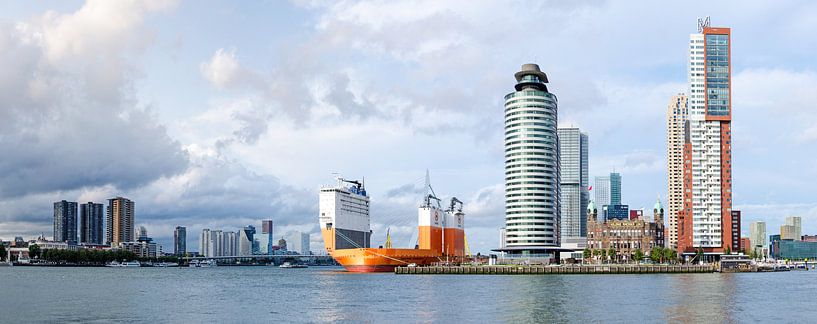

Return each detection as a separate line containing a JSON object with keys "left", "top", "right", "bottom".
{"left": 1, "top": 0, "right": 817, "bottom": 254}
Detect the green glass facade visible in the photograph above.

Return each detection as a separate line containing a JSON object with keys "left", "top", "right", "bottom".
{"left": 773, "top": 240, "right": 817, "bottom": 260}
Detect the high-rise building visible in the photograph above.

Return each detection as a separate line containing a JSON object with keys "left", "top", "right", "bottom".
{"left": 287, "top": 231, "right": 311, "bottom": 255}
{"left": 785, "top": 216, "right": 802, "bottom": 241}
{"left": 666, "top": 93, "right": 689, "bottom": 250}
{"left": 136, "top": 226, "right": 148, "bottom": 241}
{"left": 678, "top": 18, "right": 733, "bottom": 255}
{"left": 502, "top": 63, "right": 560, "bottom": 257}
{"left": 730, "top": 210, "right": 741, "bottom": 252}
{"left": 223, "top": 231, "right": 237, "bottom": 256}
{"left": 174, "top": 226, "right": 186, "bottom": 256}
{"left": 593, "top": 176, "right": 610, "bottom": 222}
{"left": 200, "top": 228, "right": 210, "bottom": 257}
{"left": 53, "top": 200, "right": 78, "bottom": 244}
{"left": 749, "top": 221, "right": 766, "bottom": 256}
{"left": 106, "top": 197, "right": 134, "bottom": 246}
{"left": 609, "top": 172, "right": 622, "bottom": 206}
{"left": 781, "top": 225, "right": 799, "bottom": 241}
{"left": 558, "top": 128, "right": 589, "bottom": 241}
{"left": 80, "top": 202, "right": 104, "bottom": 245}
{"left": 238, "top": 225, "right": 255, "bottom": 256}
{"left": 262, "top": 220, "right": 273, "bottom": 255}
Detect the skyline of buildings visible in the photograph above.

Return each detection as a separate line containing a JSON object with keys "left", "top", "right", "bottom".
{"left": 2, "top": 18, "right": 813, "bottom": 258}
{"left": 502, "top": 63, "right": 561, "bottom": 256}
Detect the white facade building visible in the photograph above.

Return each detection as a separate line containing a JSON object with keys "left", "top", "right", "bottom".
{"left": 685, "top": 22, "right": 733, "bottom": 250}
{"left": 503, "top": 63, "right": 560, "bottom": 255}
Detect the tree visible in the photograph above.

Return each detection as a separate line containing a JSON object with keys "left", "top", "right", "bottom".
{"left": 663, "top": 248, "right": 677, "bottom": 264}
{"left": 594, "top": 249, "right": 604, "bottom": 263}
{"left": 650, "top": 246, "right": 662, "bottom": 263}
{"left": 0, "top": 244, "right": 6, "bottom": 261}
{"left": 607, "top": 247, "right": 616, "bottom": 263}
{"left": 695, "top": 247, "right": 704, "bottom": 263}
{"left": 749, "top": 249, "right": 757, "bottom": 260}
{"left": 725, "top": 246, "right": 731, "bottom": 255}
{"left": 29, "top": 244, "right": 41, "bottom": 259}
{"left": 583, "top": 248, "right": 591, "bottom": 262}
{"left": 633, "top": 248, "right": 644, "bottom": 263}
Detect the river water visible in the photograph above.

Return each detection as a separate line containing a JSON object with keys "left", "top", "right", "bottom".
{"left": 1, "top": 266, "right": 814, "bottom": 323}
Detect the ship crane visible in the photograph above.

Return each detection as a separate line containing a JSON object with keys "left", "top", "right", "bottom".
{"left": 423, "top": 194, "right": 442, "bottom": 208}
{"left": 447, "top": 197, "right": 463, "bottom": 213}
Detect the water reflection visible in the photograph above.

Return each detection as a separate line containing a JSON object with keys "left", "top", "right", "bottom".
{"left": 1, "top": 267, "right": 816, "bottom": 322}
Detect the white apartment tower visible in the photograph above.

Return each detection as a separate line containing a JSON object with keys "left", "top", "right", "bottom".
{"left": 666, "top": 93, "right": 688, "bottom": 249}
{"left": 678, "top": 18, "right": 733, "bottom": 254}
{"left": 502, "top": 63, "right": 560, "bottom": 256}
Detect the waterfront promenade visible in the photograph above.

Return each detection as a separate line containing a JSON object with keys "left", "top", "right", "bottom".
{"left": 395, "top": 264, "right": 715, "bottom": 275}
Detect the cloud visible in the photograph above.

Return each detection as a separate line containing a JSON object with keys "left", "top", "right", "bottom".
{"left": 0, "top": 1, "right": 188, "bottom": 199}
{"left": 200, "top": 47, "right": 243, "bottom": 89}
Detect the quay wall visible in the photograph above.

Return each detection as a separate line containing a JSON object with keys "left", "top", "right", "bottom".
{"left": 395, "top": 264, "right": 715, "bottom": 275}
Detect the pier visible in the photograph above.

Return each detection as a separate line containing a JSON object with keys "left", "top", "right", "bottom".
{"left": 395, "top": 264, "right": 715, "bottom": 275}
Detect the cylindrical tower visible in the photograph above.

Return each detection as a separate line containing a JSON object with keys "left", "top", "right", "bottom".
{"left": 503, "top": 63, "right": 560, "bottom": 254}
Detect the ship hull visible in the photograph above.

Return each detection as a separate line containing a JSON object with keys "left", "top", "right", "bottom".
{"left": 330, "top": 248, "right": 440, "bottom": 273}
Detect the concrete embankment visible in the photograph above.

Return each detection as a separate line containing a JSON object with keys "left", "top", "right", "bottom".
{"left": 395, "top": 264, "right": 715, "bottom": 275}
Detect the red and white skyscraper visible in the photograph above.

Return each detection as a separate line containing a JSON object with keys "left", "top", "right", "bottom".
{"left": 678, "top": 18, "right": 734, "bottom": 255}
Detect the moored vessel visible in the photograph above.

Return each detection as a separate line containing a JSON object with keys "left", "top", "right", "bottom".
{"left": 279, "top": 262, "right": 308, "bottom": 268}
{"left": 319, "top": 174, "right": 466, "bottom": 272}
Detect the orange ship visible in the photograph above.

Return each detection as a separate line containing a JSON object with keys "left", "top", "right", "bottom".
{"left": 319, "top": 176, "right": 465, "bottom": 272}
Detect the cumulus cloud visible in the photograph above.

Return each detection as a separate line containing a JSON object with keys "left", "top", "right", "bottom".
{"left": 200, "top": 48, "right": 243, "bottom": 89}
{"left": 0, "top": 1, "right": 187, "bottom": 199}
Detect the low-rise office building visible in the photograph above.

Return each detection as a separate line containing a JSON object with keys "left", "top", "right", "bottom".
{"left": 586, "top": 199, "right": 665, "bottom": 262}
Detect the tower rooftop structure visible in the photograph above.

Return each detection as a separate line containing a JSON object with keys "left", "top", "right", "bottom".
{"left": 513, "top": 63, "right": 549, "bottom": 91}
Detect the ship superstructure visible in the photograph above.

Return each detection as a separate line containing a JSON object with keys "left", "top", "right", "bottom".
{"left": 319, "top": 178, "right": 371, "bottom": 253}
{"left": 319, "top": 175, "right": 467, "bottom": 272}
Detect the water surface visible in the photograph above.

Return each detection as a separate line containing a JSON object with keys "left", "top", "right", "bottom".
{"left": 1, "top": 266, "right": 813, "bottom": 322}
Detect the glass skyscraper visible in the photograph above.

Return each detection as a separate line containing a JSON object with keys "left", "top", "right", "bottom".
{"left": 80, "top": 202, "right": 104, "bottom": 244}
{"left": 174, "top": 226, "right": 187, "bottom": 256}
{"left": 609, "top": 172, "right": 621, "bottom": 206}
{"left": 558, "top": 127, "right": 589, "bottom": 239}
{"left": 54, "top": 200, "right": 78, "bottom": 244}
{"left": 502, "top": 63, "right": 560, "bottom": 256}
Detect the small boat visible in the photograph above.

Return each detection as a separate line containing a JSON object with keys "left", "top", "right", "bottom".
{"left": 279, "top": 262, "right": 308, "bottom": 268}
{"left": 154, "top": 262, "right": 179, "bottom": 268}
{"left": 190, "top": 259, "right": 217, "bottom": 268}
{"left": 106, "top": 261, "right": 141, "bottom": 267}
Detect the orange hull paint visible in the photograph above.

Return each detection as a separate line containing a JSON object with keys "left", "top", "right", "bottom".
{"left": 330, "top": 248, "right": 441, "bottom": 272}
{"left": 443, "top": 228, "right": 464, "bottom": 258}
{"left": 417, "top": 226, "right": 443, "bottom": 253}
